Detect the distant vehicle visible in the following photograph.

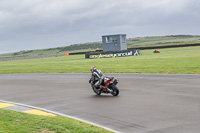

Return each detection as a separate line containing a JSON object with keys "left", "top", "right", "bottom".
{"left": 89, "top": 76, "right": 119, "bottom": 96}
{"left": 153, "top": 49, "right": 160, "bottom": 53}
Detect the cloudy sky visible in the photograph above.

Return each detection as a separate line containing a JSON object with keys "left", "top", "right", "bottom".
{"left": 0, "top": 0, "right": 200, "bottom": 53}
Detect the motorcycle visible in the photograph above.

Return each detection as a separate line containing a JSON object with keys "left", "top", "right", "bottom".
{"left": 89, "top": 77, "right": 119, "bottom": 96}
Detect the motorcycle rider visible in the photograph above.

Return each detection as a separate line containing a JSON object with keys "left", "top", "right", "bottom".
{"left": 89, "top": 66, "right": 106, "bottom": 90}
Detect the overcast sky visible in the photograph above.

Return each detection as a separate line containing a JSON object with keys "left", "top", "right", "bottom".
{"left": 0, "top": 0, "right": 200, "bottom": 54}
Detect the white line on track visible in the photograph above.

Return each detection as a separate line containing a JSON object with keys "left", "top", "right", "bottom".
{"left": 0, "top": 100, "right": 120, "bottom": 133}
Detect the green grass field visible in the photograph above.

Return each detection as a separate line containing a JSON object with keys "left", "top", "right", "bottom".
{"left": 0, "top": 46, "right": 200, "bottom": 74}
{"left": 0, "top": 109, "right": 113, "bottom": 133}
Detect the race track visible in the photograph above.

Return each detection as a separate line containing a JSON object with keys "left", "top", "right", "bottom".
{"left": 0, "top": 73, "right": 200, "bottom": 133}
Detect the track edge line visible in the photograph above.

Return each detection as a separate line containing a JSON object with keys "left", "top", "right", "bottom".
{"left": 0, "top": 100, "right": 120, "bottom": 133}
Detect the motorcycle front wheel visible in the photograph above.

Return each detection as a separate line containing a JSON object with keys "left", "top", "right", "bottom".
{"left": 110, "top": 85, "right": 119, "bottom": 96}
{"left": 92, "top": 86, "right": 101, "bottom": 95}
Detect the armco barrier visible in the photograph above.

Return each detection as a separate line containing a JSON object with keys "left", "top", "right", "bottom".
{"left": 129, "top": 43, "right": 200, "bottom": 50}
{"left": 71, "top": 43, "right": 200, "bottom": 56}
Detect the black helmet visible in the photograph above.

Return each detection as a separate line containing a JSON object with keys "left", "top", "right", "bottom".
{"left": 90, "top": 66, "right": 96, "bottom": 72}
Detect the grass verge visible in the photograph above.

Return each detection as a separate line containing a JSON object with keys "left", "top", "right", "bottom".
{"left": 0, "top": 46, "right": 200, "bottom": 74}
{"left": 0, "top": 109, "right": 113, "bottom": 133}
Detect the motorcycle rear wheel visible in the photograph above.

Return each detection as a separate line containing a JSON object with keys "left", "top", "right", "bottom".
{"left": 110, "top": 85, "right": 119, "bottom": 96}
{"left": 92, "top": 87, "right": 101, "bottom": 95}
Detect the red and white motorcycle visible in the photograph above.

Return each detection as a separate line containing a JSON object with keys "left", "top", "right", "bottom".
{"left": 89, "top": 77, "right": 119, "bottom": 96}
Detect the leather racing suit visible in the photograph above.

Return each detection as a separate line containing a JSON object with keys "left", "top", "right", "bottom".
{"left": 91, "top": 69, "right": 105, "bottom": 88}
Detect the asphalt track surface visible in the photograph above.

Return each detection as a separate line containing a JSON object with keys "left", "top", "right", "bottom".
{"left": 0, "top": 73, "right": 200, "bottom": 133}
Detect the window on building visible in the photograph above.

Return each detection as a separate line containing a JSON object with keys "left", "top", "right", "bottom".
{"left": 106, "top": 37, "right": 111, "bottom": 43}
{"left": 106, "top": 36, "right": 118, "bottom": 43}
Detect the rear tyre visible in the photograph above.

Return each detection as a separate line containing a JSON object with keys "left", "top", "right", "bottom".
{"left": 92, "top": 86, "right": 101, "bottom": 95}
{"left": 110, "top": 85, "right": 119, "bottom": 96}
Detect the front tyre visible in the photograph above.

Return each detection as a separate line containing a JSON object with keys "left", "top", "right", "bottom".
{"left": 110, "top": 85, "right": 119, "bottom": 96}
{"left": 92, "top": 86, "right": 101, "bottom": 95}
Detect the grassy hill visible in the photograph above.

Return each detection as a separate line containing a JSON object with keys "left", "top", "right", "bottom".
{"left": 127, "top": 35, "right": 200, "bottom": 47}
{"left": 1, "top": 35, "right": 200, "bottom": 58}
